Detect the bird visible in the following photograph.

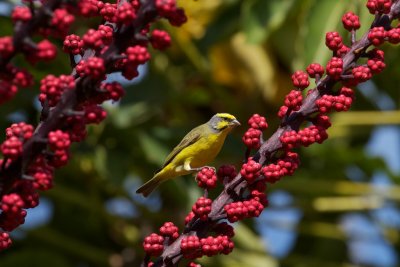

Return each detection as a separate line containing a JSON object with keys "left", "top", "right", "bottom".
{"left": 136, "top": 113, "right": 240, "bottom": 197}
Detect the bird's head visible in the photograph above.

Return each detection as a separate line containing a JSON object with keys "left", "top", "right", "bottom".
{"left": 209, "top": 113, "right": 241, "bottom": 132}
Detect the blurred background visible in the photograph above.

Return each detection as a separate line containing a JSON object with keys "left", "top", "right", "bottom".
{"left": 0, "top": 0, "right": 400, "bottom": 266}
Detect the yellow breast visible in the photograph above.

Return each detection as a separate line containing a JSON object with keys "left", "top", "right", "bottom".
{"left": 173, "top": 131, "right": 228, "bottom": 169}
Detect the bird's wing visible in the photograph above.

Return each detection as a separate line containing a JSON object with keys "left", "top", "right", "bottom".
{"left": 160, "top": 125, "right": 204, "bottom": 169}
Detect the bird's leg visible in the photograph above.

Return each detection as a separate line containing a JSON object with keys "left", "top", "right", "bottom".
{"left": 184, "top": 161, "right": 216, "bottom": 173}
{"left": 183, "top": 161, "right": 202, "bottom": 172}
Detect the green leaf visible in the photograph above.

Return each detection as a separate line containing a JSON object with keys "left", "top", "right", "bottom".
{"left": 241, "top": 0, "right": 296, "bottom": 44}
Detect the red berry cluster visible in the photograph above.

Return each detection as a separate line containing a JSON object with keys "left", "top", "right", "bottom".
{"left": 192, "top": 197, "right": 212, "bottom": 221}
{"left": 200, "top": 235, "right": 234, "bottom": 256}
{"left": 0, "top": 232, "right": 11, "bottom": 251}
{"left": 181, "top": 234, "right": 234, "bottom": 260}
{"left": 196, "top": 167, "right": 217, "bottom": 189}
{"left": 342, "top": 11, "right": 361, "bottom": 31}
{"left": 143, "top": 233, "right": 164, "bottom": 257}
{"left": 224, "top": 198, "right": 264, "bottom": 223}
{"left": 151, "top": 30, "right": 172, "bottom": 50}
{"left": 306, "top": 63, "right": 324, "bottom": 78}
{"left": 262, "top": 152, "right": 300, "bottom": 183}
{"left": 159, "top": 222, "right": 179, "bottom": 241}
{"left": 366, "top": 0, "right": 392, "bottom": 14}
{"left": 240, "top": 158, "right": 262, "bottom": 183}
{"left": 326, "top": 57, "right": 343, "bottom": 80}
{"left": 0, "top": 0, "right": 189, "bottom": 254}
{"left": 39, "top": 74, "right": 75, "bottom": 107}
{"left": 316, "top": 87, "right": 355, "bottom": 113}
{"left": 242, "top": 114, "right": 268, "bottom": 150}
{"left": 325, "top": 31, "right": 344, "bottom": 51}
{"left": 291, "top": 70, "right": 310, "bottom": 89}
{"left": 0, "top": 122, "right": 34, "bottom": 162}
{"left": 181, "top": 235, "right": 202, "bottom": 259}
{"left": 280, "top": 125, "right": 329, "bottom": 149}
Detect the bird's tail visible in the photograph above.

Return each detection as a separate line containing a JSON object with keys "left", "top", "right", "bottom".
{"left": 136, "top": 174, "right": 164, "bottom": 197}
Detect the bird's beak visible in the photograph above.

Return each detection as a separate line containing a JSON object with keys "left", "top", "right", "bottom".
{"left": 231, "top": 119, "right": 241, "bottom": 126}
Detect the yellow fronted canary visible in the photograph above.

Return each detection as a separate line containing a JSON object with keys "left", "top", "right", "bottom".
{"left": 136, "top": 113, "right": 240, "bottom": 197}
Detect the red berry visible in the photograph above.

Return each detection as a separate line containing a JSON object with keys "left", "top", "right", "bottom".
{"left": 48, "top": 130, "right": 71, "bottom": 151}
{"left": 368, "top": 27, "right": 386, "bottom": 46}
{"left": 298, "top": 125, "right": 328, "bottom": 146}
{"left": 306, "top": 63, "right": 324, "bottom": 78}
{"left": 352, "top": 66, "right": 372, "bottom": 83}
{"left": 325, "top": 31, "right": 343, "bottom": 51}
{"left": 240, "top": 158, "right": 261, "bottom": 183}
{"left": 11, "top": 6, "right": 32, "bottom": 23}
{"left": 151, "top": 30, "right": 171, "bottom": 50}
{"left": 125, "top": 45, "right": 151, "bottom": 65}
{"left": 100, "top": 3, "right": 117, "bottom": 22}
{"left": 6, "top": 122, "right": 34, "bottom": 141}
{"left": 167, "top": 8, "right": 187, "bottom": 27}
{"left": 159, "top": 222, "right": 179, "bottom": 240}
{"left": 277, "top": 105, "right": 289, "bottom": 118}
{"left": 366, "top": 0, "right": 392, "bottom": 14}
{"left": 336, "top": 45, "right": 350, "bottom": 57}
{"left": 312, "top": 114, "right": 332, "bottom": 129}
{"left": 27, "top": 40, "right": 57, "bottom": 63}
{"left": 78, "top": 0, "right": 104, "bottom": 17}
{"left": 247, "top": 114, "right": 268, "bottom": 130}
{"left": 83, "top": 29, "right": 103, "bottom": 49}
{"left": 0, "top": 209, "right": 27, "bottom": 231}
{"left": 0, "top": 36, "right": 14, "bottom": 58}
{"left": 101, "top": 82, "right": 125, "bottom": 102}
{"left": 342, "top": 12, "right": 360, "bottom": 31}
{"left": 39, "top": 74, "right": 75, "bottom": 107}
{"left": 196, "top": 167, "right": 217, "bottom": 189}
{"left": 10, "top": 66, "right": 33, "bottom": 88}
{"left": 242, "top": 128, "right": 262, "bottom": 149}
{"left": 1, "top": 193, "right": 25, "bottom": 214}
{"left": 0, "top": 232, "right": 12, "bottom": 251}
{"left": 51, "top": 8, "right": 75, "bottom": 36}
{"left": 1, "top": 137, "right": 23, "bottom": 160}
{"left": 76, "top": 57, "right": 106, "bottom": 80}
{"left": 192, "top": 197, "right": 212, "bottom": 221}
{"left": 155, "top": 0, "right": 177, "bottom": 17}
{"left": 326, "top": 57, "right": 343, "bottom": 80}
{"left": 291, "top": 70, "right": 310, "bottom": 89}
{"left": 386, "top": 28, "right": 400, "bottom": 44}
{"left": 367, "top": 58, "right": 386, "bottom": 73}
{"left": 84, "top": 105, "right": 107, "bottom": 124}
{"left": 185, "top": 211, "right": 195, "bottom": 225}
{"left": 284, "top": 90, "right": 303, "bottom": 111}
{"left": 116, "top": 2, "right": 137, "bottom": 24}
{"left": 280, "top": 130, "right": 300, "bottom": 149}
{"left": 63, "top": 34, "right": 84, "bottom": 55}
{"left": 224, "top": 201, "right": 248, "bottom": 222}
{"left": 97, "top": 25, "right": 114, "bottom": 45}
{"left": 200, "top": 236, "right": 223, "bottom": 256}
{"left": 143, "top": 233, "right": 164, "bottom": 257}
{"left": 181, "top": 235, "right": 202, "bottom": 259}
